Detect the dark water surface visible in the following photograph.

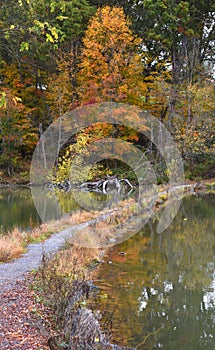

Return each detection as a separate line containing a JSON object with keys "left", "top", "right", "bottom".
{"left": 0, "top": 188, "right": 41, "bottom": 231}
{"left": 0, "top": 187, "right": 80, "bottom": 231}
{"left": 0, "top": 188, "right": 214, "bottom": 349}
{"left": 93, "top": 194, "right": 215, "bottom": 349}
{"left": 0, "top": 187, "right": 130, "bottom": 231}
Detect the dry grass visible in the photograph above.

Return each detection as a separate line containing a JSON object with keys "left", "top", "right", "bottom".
{"left": 0, "top": 228, "right": 24, "bottom": 262}
{"left": 52, "top": 245, "right": 102, "bottom": 276}
{"left": 33, "top": 244, "right": 110, "bottom": 349}
{"left": 0, "top": 225, "right": 51, "bottom": 263}
{"left": 1, "top": 188, "right": 184, "bottom": 263}
{"left": 0, "top": 207, "right": 108, "bottom": 263}
{"left": 0, "top": 197, "right": 136, "bottom": 263}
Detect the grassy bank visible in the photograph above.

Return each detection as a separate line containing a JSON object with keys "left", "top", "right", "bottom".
{"left": 0, "top": 162, "right": 31, "bottom": 185}
{"left": 0, "top": 197, "right": 136, "bottom": 263}
{"left": 1, "top": 180, "right": 214, "bottom": 348}
{"left": 0, "top": 179, "right": 214, "bottom": 263}
{"left": 32, "top": 245, "right": 114, "bottom": 349}
{"left": 0, "top": 210, "right": 101, "bottom": 263}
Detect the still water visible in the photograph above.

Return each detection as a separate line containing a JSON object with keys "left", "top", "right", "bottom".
{"left": 0, "top": 188, "right": 214, "bottom": 349}
{"left": 0, "top": 187, "right": 81, "bottom": 231}
{"left": 0, "top": 187, "right": 129, "bottom": 231}
{"left": 0, "top": 188, "right": 41, "bottom": 231}
{"left": 94, "top": 194, "right": 215, "bottom": 349}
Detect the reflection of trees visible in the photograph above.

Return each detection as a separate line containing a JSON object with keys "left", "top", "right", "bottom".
{"left": 162, "top": 219, "right": 214, "bottom": 290}
{"left": 54, "top": 190, "right": 79, "bottom": 214}
{"left": 55, "top": 189, "right": 119, "bottom": 213}
{"left": 0, "top": 188, "right": 41, "bottom": 230}
{"left": 94, "top": 195, "right": 215, "bottom": 349}
{"left": 32, "top": 188, "right": 83, "bottom": 222}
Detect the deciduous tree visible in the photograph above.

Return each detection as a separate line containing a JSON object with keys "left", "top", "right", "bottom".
{"left": 77, "top": 6, "right": 146, "bottom": 106}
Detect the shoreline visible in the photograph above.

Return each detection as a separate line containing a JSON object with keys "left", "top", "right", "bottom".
{"left": 0, "top": 179, "right": 214, "bottom": 275}
{"left": 0, "top": 179, "right": 214, "bottom": 262}
{"left": 0, "top": 177, "right": 215, "bottom": 187}
{"left": 0, "top": 181, "right": 214, "bottom": 349}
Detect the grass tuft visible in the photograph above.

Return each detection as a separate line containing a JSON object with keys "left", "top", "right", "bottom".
{"left": 0, "top": 228, "right": 24, "bottom": 262}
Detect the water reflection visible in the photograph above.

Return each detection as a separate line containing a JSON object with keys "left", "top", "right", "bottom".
{"left": 202, "top": 271, "right": 215, "bottom": 312}
{"left": 94, "top": 194, "right": 215, "bottom": 349}
{"left": 0, "top": 187, "right": 128, "bottom": 231}
{"left": 0, "top": 188, "right": 80, "bottom": 231}
{"left": 0, "top": 188, "right": 41, "bottom": 231}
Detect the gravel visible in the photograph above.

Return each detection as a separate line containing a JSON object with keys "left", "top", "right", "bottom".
{"left": 0, "top": 220, "right": 94, "bottom": 294}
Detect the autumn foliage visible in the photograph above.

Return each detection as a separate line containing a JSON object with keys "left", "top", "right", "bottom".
{"left": 0, "top": 2, "right": 214, "bottom": 180}
{"left": 77, "top": 6, "right": 146, "bottom": 106}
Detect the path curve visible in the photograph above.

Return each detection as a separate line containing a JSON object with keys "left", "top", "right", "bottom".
{"left": 0, "top": 183, "right": 201, "bottom": 293}
{"left": 0, "top": 218, "right": 100, "bottom": 294}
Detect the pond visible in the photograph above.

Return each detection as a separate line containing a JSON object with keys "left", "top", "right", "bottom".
{"left": 0, "top": 188, "right": 42, "bottom": 231}
{"left": 93, "top": 194, "right": 215, "bottom": 350}
{"left": 0, "top": 188, "right": 214, "bottom": 349}
{"left": 0, "top": 187, "right": 121, "bottom": 231}
{"left": 0, "top": 187, "right": 81, "bottom": 231}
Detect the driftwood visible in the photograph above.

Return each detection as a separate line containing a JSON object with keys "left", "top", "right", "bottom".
{"left": 48, "top": 279, "right": 136, "bottom": 350}
{"left": 45, "top": 176, "right": 133, "bottom": 195}
{"left": 67, "top": 307, "right": 135, "bottom": 350}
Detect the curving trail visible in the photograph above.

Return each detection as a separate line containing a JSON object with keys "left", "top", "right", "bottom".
{"left": 0, "top": 220, "right": 95, "bottom": 294}
{"left": 0, "top": 182, "right": 203, "bottom": 293}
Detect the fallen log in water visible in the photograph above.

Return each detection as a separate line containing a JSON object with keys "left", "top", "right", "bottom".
{"left": 45, "top": 176, "right": 134, "bottom": 195}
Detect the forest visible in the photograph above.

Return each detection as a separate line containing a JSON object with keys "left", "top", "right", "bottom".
{"left": 0, "top": 0, "right": 214, "bottom": 182}
{"left": 0, "top": 2, "right": 215, "bottom": 349}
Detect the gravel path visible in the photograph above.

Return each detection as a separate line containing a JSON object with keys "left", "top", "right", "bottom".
{"left": 0, "top": 183, "right": 201, "bottom": 294}
{"left": 0, "top": 220, "right": 96, "bottom": 294}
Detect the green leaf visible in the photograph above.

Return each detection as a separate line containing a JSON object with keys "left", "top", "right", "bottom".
{"left": 33, "top": 19, "right": 44, "bottom": 29}
{"left": 56, "top": 15, "right": 68, "bottom": 21}
{"left": 46, "top": 33, "right": 54, "bottom": 43}
{"left": 60, "top": 2, "right": 66, "bottom": 12}
{"left": 50, "top": 1, "right": 56, "bottom": 13}
{"left": 20, "top": 42, "right": 29, "bottom": 52}
{"left": 0, "top": 92, "right": 7, "bottom": 109}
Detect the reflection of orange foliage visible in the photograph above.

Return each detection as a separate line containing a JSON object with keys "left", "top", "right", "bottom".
{"left": 108, "top": 236, "right": 149, "bottom": 265}
{"left": 112, "top": 254, "right": 127, "bottom": 263}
